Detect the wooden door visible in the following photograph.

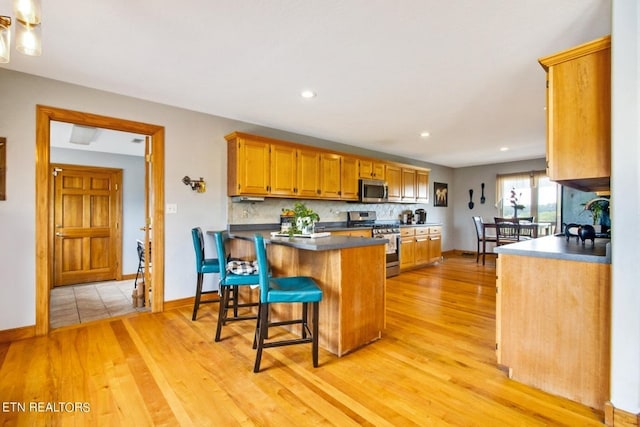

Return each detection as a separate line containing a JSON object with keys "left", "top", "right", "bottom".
{"left": 416, "top": 170, "right": 429, "bottom": 202}
{"left": 319, "top": 153, "right": 342, "bottom": 198}
{"left": 401, "top": 168, "right": 417, "bottom": 202}
{"left": 237, "top": 137, "right": 270, "bottom": 195}
{"left": 52, "top": 164, "right": 122, "bottom": 286}
{"left": 142, "top": 137, "right": 152, "bottom": 306}
{"left": 386, "top": 165, "right": 402, "bottom": 202}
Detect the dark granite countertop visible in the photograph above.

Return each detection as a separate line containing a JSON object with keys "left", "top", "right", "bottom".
{"left": 222, "top": 229, "right": 387, "bottom": 251}
{"left": 494, "top": 235, "right": 611, "bottom": 264}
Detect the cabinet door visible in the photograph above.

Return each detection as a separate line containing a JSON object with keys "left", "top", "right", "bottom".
{"left": 359, "top": 159, "right": 386, "bottom": 180}
{"left": 320, "top": 153, "right": 342, "bottom": 198}
{"left": 427, "top": 234, "right": 442, "bottom": 263}
{"left": 400, "top": 238, "right": 415, "bottom": 270}
{"left": 386, "top": 165, "right": 402, "bottom": 202}
{"left": 270, "top": 144, "right": 297, "bottom": 196}
{"left": 415, "top": 236, "right": 429, "bottom": 265}
{"left": 401, "top": 168, "right": 417, "bottom": 202}
{"left": 297, "top": 148, "right": 321, "bottom": 198}
{"left": 416, "top": 170, "right": 429, "bottom": 202}
{"left": 341, "top": 156, "right": 359, "bottom": 200}
{"left": 236, "top": 138, "right": 270, "bottom": 195}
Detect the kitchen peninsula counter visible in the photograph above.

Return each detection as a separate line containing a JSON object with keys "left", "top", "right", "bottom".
{"left": 495, "top": 234, "right": 611, "bottom": 410}
{"left": 212, "top": 227, "right": 387, "bottom": 357}
{"left": 493, "top": 235, "right": 611, "bottom": 264}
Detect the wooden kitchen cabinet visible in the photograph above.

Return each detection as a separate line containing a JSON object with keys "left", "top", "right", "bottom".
{"left": 331, "top": 229, "right": 372, "bottom": 238}
{"left": 386, "top": 165, "right": 402, "bottom": 202}
{"left": 359, "top": 159, "right": 386, "bottom": 180}
{"left": 319, "top": 153, "right": 342, "bottom": 199}
{"left": 539, "top": 35, "right": 611, "bottom": 192}
{"left": 341, "top": 156, "right": 360, "bottom": 200}
{"left": 270, "top": 144, "right": 297, "bottom": 196}
{"left": 297, "top": 148, "right": 321, "bottom": 198}
{"left": 401, "top": 168, "right": 417, "bottom": 202}
{"left": 399, "top": 227, "right": 416, "bottom": 270}
{"left": 416, "top": 170, "right": 429, "bottom": 202}
{"left": 400, "top": 226, "right": 441, "bottom": 271}
{"left": 226, "top": 133, "right": 270, "bottom": 196}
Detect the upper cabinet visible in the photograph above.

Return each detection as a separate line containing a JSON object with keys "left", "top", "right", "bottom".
{"left": 539, "top": 35, "right": 611, "bottom": 192}
{"left": 226, "top": 132, "right": 430, "bottom": 202}
{"left": 227, "top": 133, "right": 271, "bottom": 195}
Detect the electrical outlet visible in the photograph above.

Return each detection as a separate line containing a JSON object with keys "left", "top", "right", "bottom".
{"left": 166, "top": 203, "right": 177, "bottom": 214}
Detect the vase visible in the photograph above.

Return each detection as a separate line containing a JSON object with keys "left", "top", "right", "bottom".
{"left": 296, "top": 217, "right": 314, "bottom": 235}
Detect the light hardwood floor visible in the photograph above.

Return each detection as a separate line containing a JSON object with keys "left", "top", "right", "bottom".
{"left": 0, "top": 254, "right": 604, "bottom": 426}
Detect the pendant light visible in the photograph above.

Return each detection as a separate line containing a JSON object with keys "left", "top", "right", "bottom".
{"left": 0, "top": 0, "right": 42, "bottom": 63}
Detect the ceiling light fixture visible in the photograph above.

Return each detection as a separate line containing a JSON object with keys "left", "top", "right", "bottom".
{"left": 301, "top": 90, "right": 316, "bottom": 99}
{"left": 500, "top": 147, "right": 509, "bottom": 152}
{"left": 0, "top": 0, "right": 42, "bottom": 63}
{"left": 69, "top": 125, "right": 99, "bottom": 145}
{"left": 420, "top": 131, "right": 430, "bottom": 138}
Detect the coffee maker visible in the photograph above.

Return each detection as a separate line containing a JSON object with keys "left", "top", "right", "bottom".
{"left": 415, "top": 209, "right": 427, "bottom": 224}
{"left": 401, "top": 210, "right": 414, "bottom": 224}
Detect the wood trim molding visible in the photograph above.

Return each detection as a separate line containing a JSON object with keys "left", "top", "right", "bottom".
{"left": 605, "top": 401, "right": 640, "bottom": 427}
{"left": 35, "top": 105, "right": 165, "bottom": 335}
{"left": 0, "top": 325, "right": 35, "bottom": 343}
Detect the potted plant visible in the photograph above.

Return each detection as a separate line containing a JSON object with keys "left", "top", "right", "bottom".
{"left": 282, "top": 202, "right": 320, "bottom": 235}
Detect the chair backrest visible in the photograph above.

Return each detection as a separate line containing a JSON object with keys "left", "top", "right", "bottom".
{"left": 472, "top": 216, "right": 484, "bottom": 240}
{"left": 494, "top": 217, "right": 519, "bottom": 240}
{"left": 254, "top": 234, "right": 270, "bottom": 303}
{"left": 191, "top": 227, "right": 206, "bottom": 271}
{"left": 212, "top": 231, "right": 229, "bottom": 282}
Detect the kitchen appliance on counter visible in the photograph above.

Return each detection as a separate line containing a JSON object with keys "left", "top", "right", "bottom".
{"left": 415, "top": 209, "right": 427, "bottom": 224}
{"left": 347, "top": 211, "right": 400, "bottom": 278}
{"left": 359, "top": 179, "right": 388, "bottom": 203}
{"left": 401, "top": 210, "right": 414, "bottom": 225}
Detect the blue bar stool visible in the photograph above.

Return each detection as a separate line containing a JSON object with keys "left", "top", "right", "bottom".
{"left": 252, "top": 234, "right": 323, "bottom": 373}
{"left": 212, "top": 231, "right": 260, "bottom": 342}
{"left": 191, "top": 227, "right": 221, "bottom": 320}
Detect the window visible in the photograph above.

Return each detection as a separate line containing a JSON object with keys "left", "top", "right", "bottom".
{"left": 496, "top": 171, "right": 559, "bottom": 227}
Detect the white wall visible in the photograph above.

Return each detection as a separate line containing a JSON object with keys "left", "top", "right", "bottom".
{"left": 610, "top": 0, "right": 640, "bottom": 414}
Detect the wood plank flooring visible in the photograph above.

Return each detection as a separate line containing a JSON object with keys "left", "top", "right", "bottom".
{"left": 0, "top": 254, "right": 604, "bottom": 426}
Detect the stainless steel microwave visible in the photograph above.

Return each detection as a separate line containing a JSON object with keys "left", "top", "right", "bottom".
{"left": 359, "top": 179, "right": 388, "bottom": 203}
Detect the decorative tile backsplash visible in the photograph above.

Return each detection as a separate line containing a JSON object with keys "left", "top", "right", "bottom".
{"left": 228, "top": 198, "right": 436, "bottom": 225}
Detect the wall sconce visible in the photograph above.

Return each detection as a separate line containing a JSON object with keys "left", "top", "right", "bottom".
{"left": 182, "top": 176, "right": 206, "bottom": 193}
{"left": 1, "top": 0, "right": 43, "bottom": 63}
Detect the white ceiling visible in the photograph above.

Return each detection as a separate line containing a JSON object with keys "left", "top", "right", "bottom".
{"left": 1, "top": 0, "right": 611, "bottom": 167}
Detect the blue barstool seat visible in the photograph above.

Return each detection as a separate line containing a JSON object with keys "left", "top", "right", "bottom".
{"left": 212, "top": 231, "right": 260, "bottom": 342}
{"left": 191, "top": 227, "right": 221, "bottom": 321}
{"left": 252, "top": 234, "right": 323, "bottom": 373}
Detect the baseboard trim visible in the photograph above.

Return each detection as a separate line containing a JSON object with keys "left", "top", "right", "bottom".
{"left": 0, "top": 325, "right": 36, "bottom": 343}
{"left": 605, "top": 401, "right": 640, "bottom": 426}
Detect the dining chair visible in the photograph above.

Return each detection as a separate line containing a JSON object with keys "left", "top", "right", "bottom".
{"left": 252, "top": 234, "right": 323, "bottom": 373}
{"left": 134, "top": 239, "right": 149, "bottom": 289}
{"left": 472, "top": 216, "right": 496, "bottom": 265}
{"left": 191, "top": 227, "right": 221, "bottom": 321}
{"left": 515, "top": 217, "right": 536, "bottom": 239}
{"left": 494, "top": 217, "right": 520, "bottom": 246}
{"left": 212, "top": 231, "right": 260, "bottom": 342}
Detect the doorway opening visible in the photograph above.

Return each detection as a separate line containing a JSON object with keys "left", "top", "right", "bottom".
{"left": 35, "top": 105, "right": 165, "bottom": 336}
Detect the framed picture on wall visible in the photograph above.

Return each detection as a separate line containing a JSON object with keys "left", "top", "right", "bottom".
{"left": 434, "top": 182, "right": 448, "bottom": 207}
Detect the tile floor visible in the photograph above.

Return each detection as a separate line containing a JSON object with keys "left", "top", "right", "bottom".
{"left": 50, "top": 279, "right": 149, "bottom": 328}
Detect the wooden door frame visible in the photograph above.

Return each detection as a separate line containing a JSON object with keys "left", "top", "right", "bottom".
{"left": 36, "top": 105, "right": 165, "bottom": 335}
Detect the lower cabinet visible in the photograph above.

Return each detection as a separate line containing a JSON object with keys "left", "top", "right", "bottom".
{"left": 400, "top": 225, "right": 442, "bottom": 271}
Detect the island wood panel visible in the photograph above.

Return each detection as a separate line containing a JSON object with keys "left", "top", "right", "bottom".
{"left": 497, "top": 254, "right": 610, "bottom": 410}
{"left": 228, "top": 237, "right": 385, "bottom": 356}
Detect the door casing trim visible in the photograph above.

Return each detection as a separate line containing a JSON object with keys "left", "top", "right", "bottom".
{"left": 35, "top": 105, "right": 165, "bottom": 335}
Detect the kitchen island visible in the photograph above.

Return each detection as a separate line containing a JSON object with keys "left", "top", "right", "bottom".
{"left": 218, "top": 229, "right": 387, "bottom": 357}
{"left": 494, "top": 235, "right": 610, "bottom": 410}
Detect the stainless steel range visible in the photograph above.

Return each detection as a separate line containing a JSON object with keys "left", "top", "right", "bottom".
{"left": 347, "top": 211, "right": 400, "bottom": 278}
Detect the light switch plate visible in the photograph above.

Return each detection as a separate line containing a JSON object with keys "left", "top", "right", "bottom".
{"left": 166, "top": 203, "right": 177, "bottom": 214}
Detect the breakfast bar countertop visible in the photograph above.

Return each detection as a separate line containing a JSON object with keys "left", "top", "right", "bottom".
{"left": 494, "top": 235, "right": 611, "bottom": 264}
{"left": 225, "top": 229, "right": 387, "bottom": 251}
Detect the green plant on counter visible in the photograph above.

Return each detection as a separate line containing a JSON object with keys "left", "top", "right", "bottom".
{"left": 282, "top": 202, "right": 320, "bottom": 236}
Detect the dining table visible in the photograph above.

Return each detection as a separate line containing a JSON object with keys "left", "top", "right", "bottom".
{"left": 483, "top": 221, "right": 553, "bottom": 240}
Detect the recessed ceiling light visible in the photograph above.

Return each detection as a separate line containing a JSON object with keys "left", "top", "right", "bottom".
{"left": 301, "top": 90, "right": 316, "bottom": 99}
{"left": 500, "top": 147, "right": 509, "bottom": 151}
{"left": 420, "top": 131, "right": 430, "bottom": 138}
